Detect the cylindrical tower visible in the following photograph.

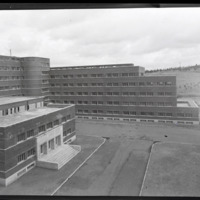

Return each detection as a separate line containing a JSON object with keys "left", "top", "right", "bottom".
{"left": 21, "top": 57, "right": 50, "bottom": 96}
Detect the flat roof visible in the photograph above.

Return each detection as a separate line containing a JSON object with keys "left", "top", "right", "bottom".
{"left": 0, "top": 96, "right": 44, "bottom": 106}
{"left": 50, "top": 63, "right": 136, "bottom": 70}
{"left": 177, "top": 98, "right": 199, "bottom": 108}
{"left": 0, "top": 105, "right": 71, "bottom": 127}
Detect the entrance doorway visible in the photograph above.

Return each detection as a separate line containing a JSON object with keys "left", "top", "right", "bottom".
{"left": 48, "top": 139, "right": 55, "bottom": 151}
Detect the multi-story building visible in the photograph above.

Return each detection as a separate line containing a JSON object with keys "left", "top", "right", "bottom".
{"left": 0, "top": 55, "right": 50, "bottom": 97}
{"left": 49, "top": 64, "right": 199, "bottom": 125}
{"left": 0, "top": 96, "right": 78, "bottom": 186}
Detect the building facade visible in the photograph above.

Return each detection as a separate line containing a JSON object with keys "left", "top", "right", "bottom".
{"left": 49, "top": 64, "right": 199, "bottom": 125}
{"left": 0, "top": 55, "right": 50, "bottom": 97}
{"left": 0, "top": 96, "right": 77, "bottom": 186}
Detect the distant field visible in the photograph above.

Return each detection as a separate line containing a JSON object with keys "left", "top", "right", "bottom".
{"left": 141, "top": 142, "right": 200, "bottom": 196}
{"left": 146, "top": 71, "right": 200, "bottom": 97}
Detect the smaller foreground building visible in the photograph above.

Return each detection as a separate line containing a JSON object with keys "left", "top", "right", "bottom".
{"left": 0, "top": 96, "right": 79, "bottom": 186}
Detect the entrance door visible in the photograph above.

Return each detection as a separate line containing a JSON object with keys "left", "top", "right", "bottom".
{"left": 55, "top": 135, "right": 61, "bottom": 147}
{"left": 48, "top": 139, "right": 55, "bottom": 151}
{"left": 40, "top": 142, "right": 47, "bottom": 155}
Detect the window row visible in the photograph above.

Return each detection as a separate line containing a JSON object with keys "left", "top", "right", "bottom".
{"left": 0, "top": 76, "right": 24, "bottom": 81}
{"left": 63, "top": 128, "right": 75, "bottom": 137}
{"left": 50, "top": 91, "right": 173, "bottom": 96}
{"left": 50, "top": 81, "right": 173, "bottom": 87}
{"left": 50, "top": 72, "right": 139, "bottom": 79}
{"left": 76, "top": 110, "right": 193, "bottom": 118}
{"left": 0, "top": 85, "right": 21, "bottom": 91}
{"left": 0, "top": 66, "right": 23, "bottom": 71}
{"left": 17, "top": 148, "right": 35, "bottom": 163}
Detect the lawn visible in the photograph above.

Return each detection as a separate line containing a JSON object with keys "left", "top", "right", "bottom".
{"left": 141, "top": 142, "right": 200, "bottom": 196}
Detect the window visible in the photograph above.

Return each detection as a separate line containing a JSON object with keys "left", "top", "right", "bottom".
{"left": 83, "top": 92, "right": 88, "bottom": 95}
{"left": 158, "top": 102, "right": 164, "bottom": 106}
{"left": 165, "top": 102, "right": 173, "bottom": 106}
{"left": 113, "top": 73, "right": 118, "bottom": 77}
{"left": 83, "top": 83, "right": 88, "bottom": 86}
{"left": 147, "top": 92, "right": 153, "bottom": 96}
{"left": 146, "top": 102, "right": 154, "bottom": 106}
{"left": 122, "top": 82, "right": 128, "bottom": 86}
{"left": 107, "top": 101, "right": 113, "bottom": 105}
{"left": 69, "top": 83, "right": 74, "bottom": 87}
{"left": 107, "top": 73, "right": 112, "bottom": 77}
{"left": 122, "top": 73, "right": 128, "bottom": 77}
{"left": 77, "top": 92, "right": 82, "bottom": 96}
{"left": 157, "top": 81, "right": 164, "bottom": 85}
{"left": 18, "top": 153, "right": 26, "bottom": 163}
{"left": 131, "top": 102, "right": 137, "bottom": 106}
{"left": 38, "top": 125, "right": 45, "bottom": 133}
{"left": 140, "top": 102, "right": 146, "bottom": 106}
{"left": 92, "top": 92, "right": 97, "bottom": 96}
{"left": 70, "top": 92, "right": 74, "bottom": 95}
{"left": 17, "top": 133, "right": 26, "bottom": 142}
{"left": 147, "top": 82, "right": 153, "bottom": 86}
{"left": 122, "top": 92, "right": 129, "bottom": 96}
{"left": 67, "top": 114, "right": 71, "bottom": 120}
{"left": 77, "top": 83, "right": 82, "bottom": 86}
{"left": 165, "top": 81, "right": 172, "bottom": 85}
{"left": 113, "top": 111, "right": 120, "bottom": 115}
{"left": 97, "top": 83, "right": 103, "bottom": 86}
{"left": 63, "top": 131, "right": 67, "bottom": 137}
{"left": 130, "top": 111, "right": 136, "bottom": 115}
{"left": 129, "top": 73, "right": 134, "bottom": 76}
{"left": 158, "top": 112, "right": 165, "bottom": 116}
{"left": 91, "top": 74, "right": 97, "bottom": 77}
{"left": 83, "top": 74, "right": 88, "bottom": 78}
{"left": 98, "top": 101, "right": 103, "bottom": 105}
{"left": 98, "top": 110, "right": 103, "bottom": 114}
{"left": 77, "top": 74, "right": 82, "bottom": 78}
{"left": 185, "top": 113, "right": 192, "bottom": 117}
{"left": 140, "top": 92, "right": 146, "bottom": 96}
{"left": 139, "top": 82, "right": 145, "bottom": 86}
{"left": 98, "top": 92, "right": 103, "bottom": 96}
{"left": 27, "top": 130, "right": 34, "bottom": 138}
{"left": 129, "top": 82, "right": 136, "bottom": 86}
{"left": 113, "top": 92, "right": 119, "bottom": 96}
{"left": 107, "top": 92, "right": 112, "bottom": 96}
{"left": 166, "top": 113, "right": 172, "bottom": 117}
{"left": 77, "top": 110, "right": 83, "bottom": 114}
{"left": 165, "top": 92, "right": 172, "bottom": 96}
{"left": 78, "top": 101, "right": 82, "bottom": 104}
{"left": 123, "top": 102, "right": 129, "bottom": 105}
{"left": 83, "top": 101, "right": 88, "bottom": 104}
{"left": 107, "top": 111, "right": 113, "bottom": 114}
{"left": 113, "top": 83, "right": 119, "bottom": 86}
{"left": 177, "top": 113, "right": 184, "bottom": 117}
{"left": 130, "top": 92, "right": 136, "bottom": 96}
{"left": 63, "top": 75, "right": 68, "bottom": 78}
{"left": 113, "top": 101, "right": 119, "bottom": 105}
{"left": 27, "top": 148, "right": 35, "bottom": 157}
{"left": 53, "top": 120, "right": 59, "bottom": 126}
{"left": 92, "top": 110, "right": 97, "bottom": 113}
{"left": 158, "top": 94, "right": 165, "bottom": 98}
{"left": 123, "top": 111, "right": 129, "bottom": 115}
{"left": 107, "top": 83, "right": 112, "bottom": 86}
{"left": 62, "top": 117, "right": 66, "bottom": 123}
{"left": 92, "top": 101, "right": 97, "bottom": 105}
{"left": 83, "top": 110, "right": 88, "bottom": 113}
{"left": 47, "top": 122, "right": 53, "bottom": 129}
{"left": 97, "top": 74, "right": 103, "bottom": 77}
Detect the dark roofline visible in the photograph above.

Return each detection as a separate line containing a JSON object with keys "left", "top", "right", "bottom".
{"left": 50, "top": 63, "right": 139, "bottom": 70}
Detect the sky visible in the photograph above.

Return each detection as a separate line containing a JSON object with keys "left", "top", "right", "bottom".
{"left": 0, "top": 7, "right": 200, "bottom": 70}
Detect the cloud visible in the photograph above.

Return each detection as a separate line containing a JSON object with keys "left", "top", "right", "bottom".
{"left": 0, "top": 7, "right": 200, "bottom": 69}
